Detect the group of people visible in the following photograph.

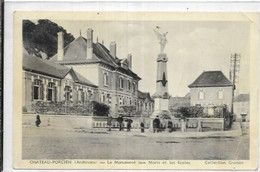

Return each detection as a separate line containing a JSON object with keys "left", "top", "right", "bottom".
{"left": 113, "top": 115, "right": 174, "bottom": 133}
{"left": 117, "top": 115, "right": 133, "bottom": 132}
{"left": 153, "top": 115, "right": 173, "bottom": 133}
{"left": 116, "top": 115, "right": 145, "bottom": 132}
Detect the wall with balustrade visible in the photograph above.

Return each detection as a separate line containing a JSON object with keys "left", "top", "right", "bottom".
{"left": 23, "top": 114, "right": 224, "bottom": 131}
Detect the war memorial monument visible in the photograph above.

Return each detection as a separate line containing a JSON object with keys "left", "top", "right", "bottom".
{"left": 150, "top": 29, "right": 171, "bottom": 131}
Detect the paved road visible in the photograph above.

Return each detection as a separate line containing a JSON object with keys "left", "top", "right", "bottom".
{"left": 22, "top": 125, "right": 249, "bottom": 160}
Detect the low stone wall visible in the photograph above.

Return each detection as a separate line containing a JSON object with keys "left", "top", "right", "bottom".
{"left": 23, "top": 114, "right": 150, "bottom": 130}
{"left": 92, "top": 116, "right": 150, "bottom": 129}
{"left": 171, "top": 118, "right": 225, "bottom": 131}
{"left": 23, "top": 114, "right": 224, "bottom": 131}
{"left": 23, "top": 114, "right": 94, "bottom": 129}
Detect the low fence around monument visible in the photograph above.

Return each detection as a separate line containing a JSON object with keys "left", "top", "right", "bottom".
{"left": 170, "top": 118, "right": 225, "bottom": 131}
{"left": 91, "top": 116, "right": 150, "bottom": 129}
{"left": 23, "top": 114, "right": 225, "bottom": 131}
{"left": 22, "top": 114, "right": 150, "bottom": 130}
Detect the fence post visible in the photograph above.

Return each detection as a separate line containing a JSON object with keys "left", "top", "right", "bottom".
{"left": 181, "top": 119, "right": 187, "bottom": 132}
{"left": 197, "top": 118, "right": 202, "bottom": 132}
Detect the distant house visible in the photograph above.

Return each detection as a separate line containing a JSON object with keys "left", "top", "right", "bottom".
{"left": 23, "top": 53, "right": 98, "bottom": 112}
{"left": 137, "top": 91, "right": 154, "bottom": 117}
{"left": 234, "top": 94, "right": 250, "bottom": 122}
{"left": 188, "top": 71, "right": 234, "bottom": 114}
{"left": 169, "top": 95, "right": 190, "bottom": 111}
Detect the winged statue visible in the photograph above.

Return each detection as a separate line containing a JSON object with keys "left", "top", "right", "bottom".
{"left": 154, "top": 28, "right": 168, "bottom": 53}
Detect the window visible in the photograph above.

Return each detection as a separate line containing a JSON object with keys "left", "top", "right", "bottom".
{"left": 119, "top": 97, "right": 122, "bottom": 105}
{"left": 218, "top": 90, "right": 224, "bottom": 99}
{"left": 103, "top": 73, "right": 108, "bottom": 86}
{"left": 47, "top": 82, "right": 55, "bottom": 101}
{"left": 103, "top": 95, "right": 106, "bottom": 103}
{"left": 87, "top": 90, "right": 92, "bottom": 102}
{"left": 78, "top": 89, "right": 84, "bottom": 104}
{"left": 65, "top": 86, "right": 71, "bottom": 103}
{"left": 107, "top": 94, "right": 111, "bottom": 104}
{"left": 119, "top": 77, "right": 124, "bottom": 89}
{"left": 33, "top": 79, "right": 42, "bottom": 100}
{"left": 199, "top": 91, "right": 204, "bottom": 100}
{"left": 133, "top": 83, "right": 136, "bottom": 93}
{"left": 81, "top": 91, "right": 85, "bottom": 104}
{"left": 128, "top": 80, "right": 131, "bottom": 90}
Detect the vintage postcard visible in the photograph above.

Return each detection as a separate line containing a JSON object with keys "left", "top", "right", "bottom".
{"left": 13, "top": 12, "right": 258, "bottom": 170}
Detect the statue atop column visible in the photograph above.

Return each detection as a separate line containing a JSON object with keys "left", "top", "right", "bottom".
{"left": 154, "top": 28, "right": 168, "bottom": 53}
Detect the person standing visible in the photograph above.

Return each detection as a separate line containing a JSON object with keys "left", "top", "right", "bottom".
{"left": 167, "top": 120, "right": 173, "bottom": 133}
{"left": 117, "top": 115, "right": 124, "bottom": 131}
{"left": 107, "top": 114, "right": 112, "bottom": 131}
{"left": 153, "top": 116, "right": 160, "bottom": 133}
{"left": 36, "top": 114, "right": 41, "bottom": 127}
{"left": 140, "top": 122, "right": 145, "bottom": 133}
{"left": 127, "top": 120, "right": 132, "bottom": 132}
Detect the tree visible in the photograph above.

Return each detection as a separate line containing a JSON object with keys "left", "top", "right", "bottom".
{"left": 23, "top": 19, "right": 75, "bottom": 59}
{"left": 92, "top": 101, "right": 110, "bottom": 116}
{"left": 175, "top": 106, "right": 204, "bottom": 118}
{"left": 120, "top": 106, "right": 136, "bottom": 117}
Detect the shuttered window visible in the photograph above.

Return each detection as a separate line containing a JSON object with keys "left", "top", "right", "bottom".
{"left": 65, "top": 86, "right": 71, "bottom": 103}
{"left": 218, "top": 90, "right": 224, "bottom": 99}
{"left": 103, "top": 73, "right": 108, "bottom": 86}
{"left": 128, "top": 80, "right": 131, "bottom": 91}
{"left": 78, "top": 89, "right": 84, "bottom": 104}
{"left": 199, "top": 91, "right": 204, "bottom": 100}
{"left": 33, "top": 79, "right": 42, "bottom": 100}
{"left": 47, "top": 82, "right": 55, "bottom": 101}
{"left": 119, "top": 77, "right": 124, "bottom": 89}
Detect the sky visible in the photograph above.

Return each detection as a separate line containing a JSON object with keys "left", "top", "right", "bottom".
{"left": 52, "top": 20, "right": 250, "bottom": 97}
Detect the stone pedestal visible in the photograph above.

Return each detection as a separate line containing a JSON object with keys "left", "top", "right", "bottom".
{"left": 149, "top": 110, "right": 171, "bottom": 132}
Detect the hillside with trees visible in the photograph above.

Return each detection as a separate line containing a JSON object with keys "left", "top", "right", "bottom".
{"left": 23, "top": 19, "right": 75, "bottom": 59}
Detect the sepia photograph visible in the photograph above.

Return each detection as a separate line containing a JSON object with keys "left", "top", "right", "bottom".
{"left": 12, "top": 12, "right": 258, "bottom": 170}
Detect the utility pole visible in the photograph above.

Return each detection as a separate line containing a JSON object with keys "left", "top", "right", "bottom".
{"left": 230, "top": 53, "right": 241, "bottom": 114}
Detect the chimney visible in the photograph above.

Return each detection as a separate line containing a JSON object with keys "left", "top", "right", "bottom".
{"left": 110, "top": 42, "right": 116, "bottom": 58}
{"left": 127, "top": 54, "right": 132, "bottom": 69}
{"left": 57, "top": 32, "right": 64, "bottom": 61}
{"left": 86, "top": 28, "right": 93, "bottom": 59}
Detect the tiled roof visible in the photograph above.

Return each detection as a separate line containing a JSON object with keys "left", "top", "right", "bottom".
{"left": 50, "top": 36, "right": 141, "bottom": 80}
{"left": 73, "top": 70, "right": 97, "bottom": 87}
{"left": 50, "top": 36, "right": 101, "bottom": 64}
{"left": 138, "top": 90, "right": 154, "bottom": 101}
{"left": 23, "top": 53, "right": 70, "bottom": 78}
{"left": 188, "top": 71, "right": 233, "bottom": 88}
{"left": 23, "top": 53, "right": 97, "bottom": 87}
{"left": 234, "top": 94, "right": 249, "bottom": 102}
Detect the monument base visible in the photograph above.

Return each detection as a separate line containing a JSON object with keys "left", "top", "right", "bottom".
{"left": 149, "top": 110, "right": 171, "bottom": 132}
